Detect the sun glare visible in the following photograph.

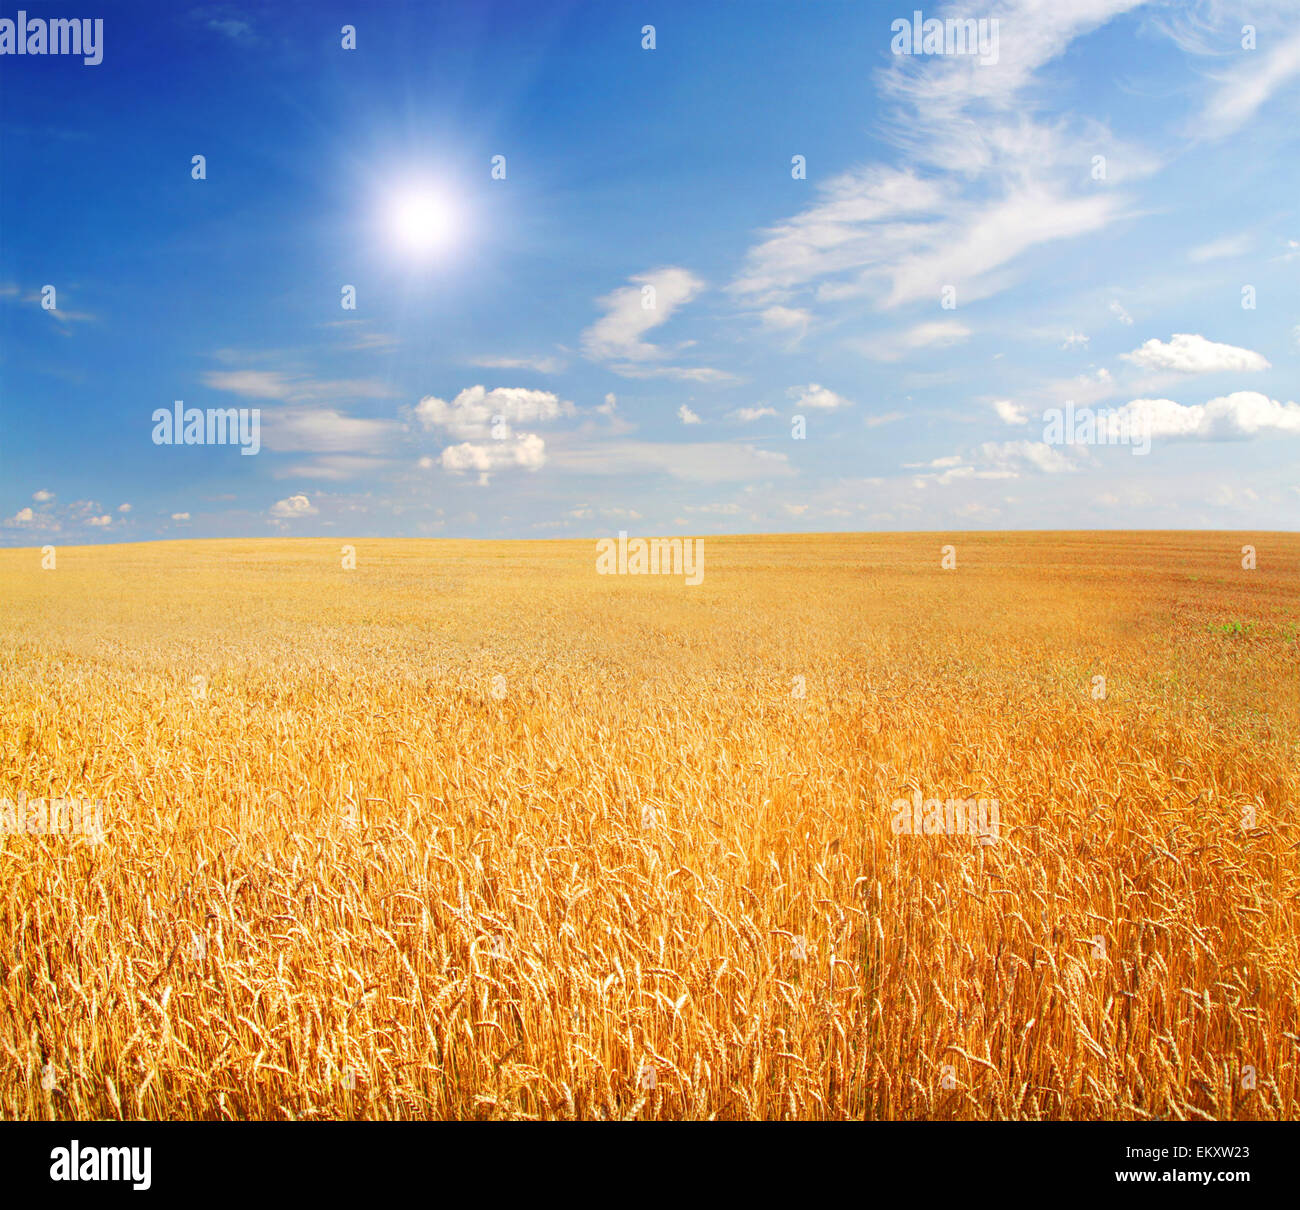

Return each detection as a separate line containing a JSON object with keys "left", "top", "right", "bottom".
{"left": 387, "top": 187, "right": 457, "bottom": 255}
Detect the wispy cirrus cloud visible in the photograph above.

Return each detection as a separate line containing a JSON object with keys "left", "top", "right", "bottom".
{"left": 468, "top": 353, "right": 567, "bottom": 374}
{"left": 549, "top": 439, "right": 793, "bottom": 483}
{"left": 856, "top": 319, "right": 971, "bottom": 361}
{"left": 202, "top": 369, "right": 398, "bottom": 403}
{"left": 1193, "top": 26, "right": 1300, "bottom": 139}
{"left": 581, "top": 267, "right": 733, "bottom": 381}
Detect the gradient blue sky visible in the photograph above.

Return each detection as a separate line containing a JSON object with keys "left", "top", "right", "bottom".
{"left": 2, "top": 0, "right": 1298, "bottom": 544}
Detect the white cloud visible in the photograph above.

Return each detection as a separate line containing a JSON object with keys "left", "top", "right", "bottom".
{"left": 1116, "top": 392, "right": 1300, "bottom": 441}
{"left": 4, "top": 503, "right": 59, "bottom": 531}
{"left": 595, "top": 392, "right": 618, "bottom": 416}
{"left": 761, "top": 305, "right": 811, "bottom": 329}
{"left": 416, "top": 385, "right": 574, "bottom": 439}
{"left": 729, "top": 167, "right": 949, "bottom": 304}
{"left": 276, "top": 456, "right": 390, "bottom": 481}
{"left": 415, "top": 386, "right": 571, "bottom": 482}
{"left": 260, "top": 408, "right": 398, "bottom": 454}
{"left": 468, "top": 354, "right": 567, "bottom": 374}
{"left": 549, "top": 440, "right": 794, "bottom": 482}
{"left": 993, "top": 400, "right": 1029, "bottom": 425}
{"left": 1120, "top": 333, "right": 1270, "bottom": 375}
{"left": 911, "top": 437, "right": 1083, "bottom": 486}
{"left": 684, "top": 502, "right": 743, "bottom": 516}
{"left": 270, "top": 493, "right": 317, "bottom": 519}
{"left": 730, "top": 406, "right": 777, "bottom": 423}
{"left": 759, "top": 306, "right": 810, "bottom": 342}
{"left": 202, "top": 371, "right": 297, "bottom": 400}
{"left": 864, "top": 411, "right": 904, "bottom": 428}
{"left": 882, "top": 0, "right": 1145, "bottom": 117}
{"left": 857, "top": 320, "right": 970, "bottom": 361}
{"left": 320, "top": 320, "right": 399, "bottom": 353}
{"left": 581, "top": 267, "right": 705, "bottom": 364}
{"left": 602, "top": 364, "right": 735, "bottom": 383}
{"left": 1188, "top": 234, "right": 1252, "bottom": 263}
{"left": 440, "top": 434, "right": 547, "bottom": 476}
{"left": 980, "top": 440, "right": 1079, "bottom": 474}
{"left": 117, "top": 503, "right": 131, "bottom": 513}
{"left": 788, "top": 383, "right": 852, "bottom": 411}
{"left": 171, "top": 512, "right": 191, "bottom": 522}
{"left": 33, "top": 489, "right": 54, "bottom": 502}
{"left": 1109, "top": 301, "right": 1134, "bottom": 325}
{"left": 731, "top": 0, "right": 1143, "bottom": 315}
{"left": 678, "top": 405, "right": 702, "bottom": 425}
{"left": 87, "top": 515, "right": 112, "bottom": 527}
{"left": 202, "top": 370, "right": 397, "bottom": 403}
{"left": 1061, "top": 330, "right": 1089, "bottom": 350}
{"left": 1195, "top": 28, "right": 1300, "bottom": 140}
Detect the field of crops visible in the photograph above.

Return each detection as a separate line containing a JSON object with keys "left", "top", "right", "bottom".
{"left": 1, "top": 532, "right": 1298, "bottom": 1120}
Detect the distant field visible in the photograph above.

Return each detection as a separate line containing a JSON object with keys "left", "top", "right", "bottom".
{"left": 1, "top": 532, "right": 1298, "bottom": 1120}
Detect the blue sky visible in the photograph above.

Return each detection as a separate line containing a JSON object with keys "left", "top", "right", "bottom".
{"left": 2, "top": 0, "right": 1299, "bottom": 544}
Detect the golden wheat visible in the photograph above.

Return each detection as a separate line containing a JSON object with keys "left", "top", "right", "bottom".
{"left": 1, "top": 532, "right": 1297, "bottom": 1120}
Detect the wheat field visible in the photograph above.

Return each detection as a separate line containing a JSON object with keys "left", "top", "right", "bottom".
{"left": 1, "top": 532, "right": 1297, "bottom": 1121}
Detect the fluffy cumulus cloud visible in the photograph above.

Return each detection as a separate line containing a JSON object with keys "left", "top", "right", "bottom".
{"left": 270, "top": 493, "right": 317, "bottom": 519}
{"left": 416, "top": 384, "right": 575, "bottom": 481}
{"left": 1116, "top": 392, "right": 1300, "bottom": 441}
{"left": 4, "top": 495, "right": 116, "bottom": 534}
{"left": 1120, "top": 333, "right": 1271, "bottom": 375}
{"left": 677, "top": 405, "right": 702, "bottom": 425}
{"left": 788, "top": 383, "right": 852, "bottom": 411}
{"left": 439, "top": 433, "right": 547, "bottom": 473}
{"left": 730, "top": 406, "right": 777, "bottom": 423}
{"left": 416, "top": 385, "right": 574, "bottom": 439}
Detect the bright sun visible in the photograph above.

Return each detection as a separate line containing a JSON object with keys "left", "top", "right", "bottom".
{"left": 388, "top": 188, "right": 457, "bottom": 255}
